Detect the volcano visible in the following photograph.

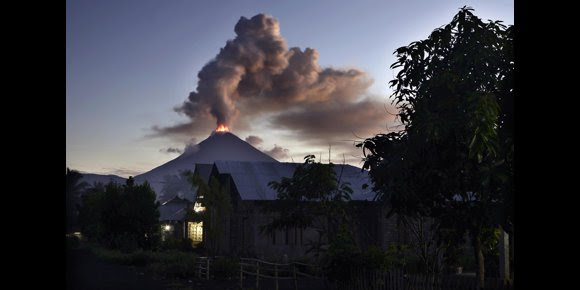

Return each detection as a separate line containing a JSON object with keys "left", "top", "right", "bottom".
{"left": 134, "top": 132, "right": 278, "bottom": 199}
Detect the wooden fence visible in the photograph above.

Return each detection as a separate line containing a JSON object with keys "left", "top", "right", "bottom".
{"left": 239, "top": 258, "right": 322, "bottom": 290}
{"left": 194, "top": 256, "right": 210, "bottom": 280}
{"left": 328, "top": 268, "right": 513, "bottom": 290}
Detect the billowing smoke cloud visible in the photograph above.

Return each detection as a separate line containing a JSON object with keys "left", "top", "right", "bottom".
{"left": 245, "top": 135, "right": 264, "bottom": 147}
{"left": 265, "top": 145, "right": 290, "bottom": 160}
{"left": 160, "top": 147, "right": 183, "bottom": 154}
{"left": 155, "top": 13, "right": 373, "bottom": 136}
{"left": 271, "top": 99, "right": 398, "bottom": 142}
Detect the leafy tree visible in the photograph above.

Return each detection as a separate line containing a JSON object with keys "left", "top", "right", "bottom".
{"left": 186, "top": 171, "right": 232, "bottom": 255}
{"left": 66, "top": 168, "right": 88, "bottom": 233}
{"left": 78, "top": 178, "right": 161, "bottom": 251}
{"left": 263, "top": 155, "right": 353, "bottom": 258}
{"left": 358, "top": 7, "right": 513, "bottom": 288}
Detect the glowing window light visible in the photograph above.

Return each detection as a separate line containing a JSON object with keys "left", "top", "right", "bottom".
{"left": 194, "top": 202, "right": 205, "bottom": 213}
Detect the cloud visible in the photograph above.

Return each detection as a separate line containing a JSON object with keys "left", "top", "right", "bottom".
{"left": 160, "top": 147, "right": 182, "bottom": 154}
{"left": 264, "top": 144, "right": 290, "bottom": 160}
{"left": 102, "top": 168, "right": 143, "bottom": 177}
{"left": 271, "top": 98, "right": 398, "bottom": 143}
{"left": 245, "top": 135, "right": 264, "bottom": 147}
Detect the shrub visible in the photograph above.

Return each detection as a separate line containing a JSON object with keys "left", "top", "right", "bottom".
{"left": 211, "top": 256, "right": 239, "bottom": 280}
{"left": 161, "top": 236, "right": 194, "bottom": 252}
{"left": 66, "top": 235, "right": 80, "bottom": 249}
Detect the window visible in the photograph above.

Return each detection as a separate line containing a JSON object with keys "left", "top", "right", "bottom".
{"left": 188, "top": 222, "right": 203, "bottom": 246}
{"left": 193, "top": 202, "right": 205, "bottom": 213}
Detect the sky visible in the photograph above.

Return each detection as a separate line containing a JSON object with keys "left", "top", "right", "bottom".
{"left": 66, "top": 0, "right": 514, "bottom": 177}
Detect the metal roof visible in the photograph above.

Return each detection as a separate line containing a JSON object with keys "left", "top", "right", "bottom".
{"left": 159, "top": 196, "right": 192, "bottom": 221}
{"left": 194, "top": 163, "right": 214, "bottom": 184}
{"left": 212, "top": 161, "right": 376, "bottom": 201}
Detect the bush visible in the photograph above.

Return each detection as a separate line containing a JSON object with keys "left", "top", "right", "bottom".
{"left": 66, "top": 235, "right": 80, "bottom": 249}
{"left": 211, "top": 256, "right": 239, "bottom": 280}
{"left": 161, "top": 236, "right": 194, "bottom": 252}
{"left": 325, "top": 243, "right": 396, "bottom": 282}
{"left": 146, "top": 250, "right": 198, "bottom": 279}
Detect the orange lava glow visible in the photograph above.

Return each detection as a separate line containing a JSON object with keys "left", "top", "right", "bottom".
{"left": 215, "top": 124, "right": 230, "bottom": 132}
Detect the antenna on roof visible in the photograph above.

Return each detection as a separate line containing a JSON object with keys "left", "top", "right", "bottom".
{"left": 328, "top": 144, "right": 332, "bottom": 164}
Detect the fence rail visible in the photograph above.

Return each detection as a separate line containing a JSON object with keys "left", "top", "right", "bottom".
{"left": 239, "top": 257, "right": 322, "bottom": 290}
{"left": 329, "top": 268, "right": 513, "bottom": 290}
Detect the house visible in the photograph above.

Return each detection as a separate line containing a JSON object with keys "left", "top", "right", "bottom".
{"left": 192, "top": 161, "right": 405, "bottom": 259}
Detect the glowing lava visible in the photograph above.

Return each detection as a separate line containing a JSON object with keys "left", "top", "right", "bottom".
{"left": 215, "top": 124, "right": 230, "bottom": 132}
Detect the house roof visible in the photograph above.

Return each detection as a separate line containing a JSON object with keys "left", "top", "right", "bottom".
{"left": 159, "top": 196, "right": 192, "bottom": 221}
{"left": 212, "top": 161, "right": 376, "bottom": 201}
{"left": 194, "top": 163, "right": 214, "bottom": 184}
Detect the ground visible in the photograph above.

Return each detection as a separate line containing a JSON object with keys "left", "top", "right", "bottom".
{"left": 66, "top": 247, "right": 240, "bottom": 290}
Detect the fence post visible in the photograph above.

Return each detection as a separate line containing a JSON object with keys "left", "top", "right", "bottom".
{"left": 198, "top": 258, "right": 202, "bottom": 279}
{"left": 240, "top": 259, "right": 243, "bottom": 289}
{"left": 206, "top": 258, "right": 210, "bottom": 280}
{"left": 275, "top": 264, "right": 279, "bottom": 290}
{"left": 256, "top": 260, "right": 260, "bottom": 289}
{"left": 293, "top": 263, "right": 298, "bottom": 290}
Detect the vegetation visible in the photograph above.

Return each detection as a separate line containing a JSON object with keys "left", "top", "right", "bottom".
{"left": 90, "top": 245, "right": 199, "bottom": 279}
{"left": 358, "top": 7, "right": 513, "bottom": 288}
{"left": 262, "top": 155, "right": 353, "bottom": 257}
{"left": 66, "top": 168, "right": 88, "bottom": 233}
{"left": 263, "top": 155, "right": 396, "bottom": 282}
{"left": 78, "top": 177, "right": 161, "bottom": 252}
{"left": 186, "top": 171, "right": 232, "bottom": 255}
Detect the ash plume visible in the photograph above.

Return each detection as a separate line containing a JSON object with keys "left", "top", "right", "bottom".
{"left": 157, "top": 13, "right": 373, "bottom": 136}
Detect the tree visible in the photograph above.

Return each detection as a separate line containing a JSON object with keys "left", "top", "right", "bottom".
{"left": 358, "top": 7, "right": 513, "bottom": 288}
{"left": 263, "top": 155, "right": 353, "bottom": 257}
{"left": 66, "top": 168, "right": 88, "bottom": 233}
{"left": 78, "top": 178, "right": 161, "bottom": 251}
{"left": 186, "top": 171, "right": 232, "bottom": 255}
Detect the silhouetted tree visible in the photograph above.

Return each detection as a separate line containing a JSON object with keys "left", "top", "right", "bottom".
{"left": 358, "top": 7, "right": 513, "bottom": 288}
{"left": 66, "top": 168, "right": 88, "bottom": 233}
{"left": 186, "top": 171, "right": 232, "bottom": 255}
{"left": 79, "top": 179, "right": 161, "bottom": 251}
{"left": 263, "top": 155, "right": 353, "bottom": 256}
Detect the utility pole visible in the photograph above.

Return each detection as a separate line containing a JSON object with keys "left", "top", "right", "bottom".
{"left": 328, "top": 144, "right": 331, "bottom": 164}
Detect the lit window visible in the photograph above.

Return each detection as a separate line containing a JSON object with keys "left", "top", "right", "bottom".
{"left": 188, "top": 222, "right": 203, "bottom": 246}
{"left": 194, "top": 202, "right": 205, "bottom": 213}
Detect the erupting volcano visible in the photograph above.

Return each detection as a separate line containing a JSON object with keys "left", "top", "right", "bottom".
{"left": 215, "top": 124, "right": 230, "bottom": 132}
{"left": 134, "top": 131, "right": 278, "bottom": 199}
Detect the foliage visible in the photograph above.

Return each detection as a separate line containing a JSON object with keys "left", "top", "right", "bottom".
{"left": 211, "top": 256, "right": 239, "bottom": 280}
{"left": 357, "top": 6, "right": 513, "bottom": 286}
{"left": 161, "top": 236, "right": 194, "bottom": 252}
{"left": 186, "top": 171, "right": 232, "bottom": 255}
{"left": 66, "top": 234, "right": 81, "bottom": 249}
{"left": 262, "top": 155, "right": 353, "bottom": 258}
{"left": 78, "top": 177, "right": 161, "bottom": 251}
{"left": 324, "top": 230, "right": 397, "bottom": 282}
{"left": 399, "top": 215, "right": 450, "bottom": 275}
{"left": 91, "top": 245, "right": 199, "bottom": 278}
{"left": 66, "top": 168, "right": 88, "bottom": 233}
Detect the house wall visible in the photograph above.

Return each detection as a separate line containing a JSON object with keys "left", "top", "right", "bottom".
{"left": 212, "top": 200, "right": 406, "bottom": 260}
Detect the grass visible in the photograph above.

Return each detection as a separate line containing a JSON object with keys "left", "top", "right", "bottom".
{"left": 89, "top": 244, "right": 200, "bottom": 279}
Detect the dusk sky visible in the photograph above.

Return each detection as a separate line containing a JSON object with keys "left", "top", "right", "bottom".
{"left": 66, "top": 0, "right": 513, "bottom": 177}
